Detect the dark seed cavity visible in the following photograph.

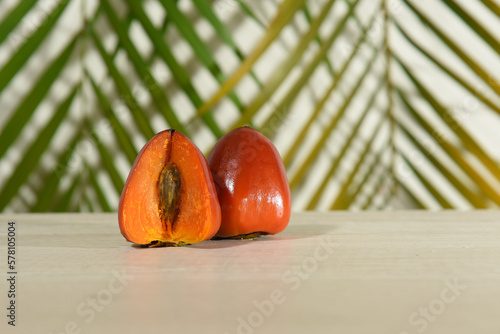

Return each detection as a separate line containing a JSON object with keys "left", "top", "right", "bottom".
{"left": 158, "top": 163, "right": 181, "bottom": 231}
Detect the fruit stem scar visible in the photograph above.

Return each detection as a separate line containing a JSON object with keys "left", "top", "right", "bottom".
{"left": 158, "top": 163, "right": 181, "bottom": 233}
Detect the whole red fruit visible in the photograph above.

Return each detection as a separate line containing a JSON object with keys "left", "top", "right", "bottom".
{"left": 208, "top": 126, "right": 291, "bottom": 238}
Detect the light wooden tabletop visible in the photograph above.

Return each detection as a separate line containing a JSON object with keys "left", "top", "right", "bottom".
{"left": 1, "top": 210, "right": 500, "bottom": 334}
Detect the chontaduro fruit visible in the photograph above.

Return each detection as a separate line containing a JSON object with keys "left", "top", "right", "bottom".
{"left": 118, "top": 129, "right": 221, "bottom": 246}
{"left": 208, "top": 126, "right": 291, "bottom": 238}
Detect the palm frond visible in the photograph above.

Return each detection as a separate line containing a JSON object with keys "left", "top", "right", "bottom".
{"left": 195, "top": 0, "right": 307, "bottom": 118}
{"left": 0, "top": 0, "right": 69, "bottom": 93}
{"left": 0, "top": 37, "right": 77, "bottom": 159}
{"left": 0, "top": 0, "right": 499, "bottom": 212}
{"left": 0, "top": 87, "right": 77, "bottom": 210}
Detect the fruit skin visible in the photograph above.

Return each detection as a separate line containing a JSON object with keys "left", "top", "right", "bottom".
{"left": 208, "top": 126, "right": 291, "bottom": 238}
{"left": 119, "top": 129, "right": 221, "bottom": 245}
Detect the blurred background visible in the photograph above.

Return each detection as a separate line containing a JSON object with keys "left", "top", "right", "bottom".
{"left": 0, "top": 0, "right": 499, "bottom": 213}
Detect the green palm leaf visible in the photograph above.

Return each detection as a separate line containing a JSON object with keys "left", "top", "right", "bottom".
{"left": 0, "top": 0, "right": 69, "bottom": 93}
{"left": 0, "top": 0, "right": 499, "bottom": 212}
{"left": 0, "top": 37, "right": 77, "bottom": 159}
{"left": 0, "top": 87, "right": 77, "bottom": 210}
{"left": 0, "top": 0, "right": 37, "bottom": 46}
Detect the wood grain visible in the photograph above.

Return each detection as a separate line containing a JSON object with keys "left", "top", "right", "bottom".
{"left": 1, "top": 210, "right": 499, "bottom": 333}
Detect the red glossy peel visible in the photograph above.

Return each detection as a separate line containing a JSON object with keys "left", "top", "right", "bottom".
{"left": 208, "top": 126, "right": 291, "bottom": 238}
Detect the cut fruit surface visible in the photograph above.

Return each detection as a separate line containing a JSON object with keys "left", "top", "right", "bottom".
{"left": 119, "top": 129, "right": 221, "bottom": 246}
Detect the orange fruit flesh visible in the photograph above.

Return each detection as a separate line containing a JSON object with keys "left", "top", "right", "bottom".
{"left": 119, "top": 130, "right": 220, "bottom": 245}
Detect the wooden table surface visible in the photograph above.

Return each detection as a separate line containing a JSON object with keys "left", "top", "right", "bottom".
{"left": 1, "top": 210, "right": 500, "bottom": 334}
